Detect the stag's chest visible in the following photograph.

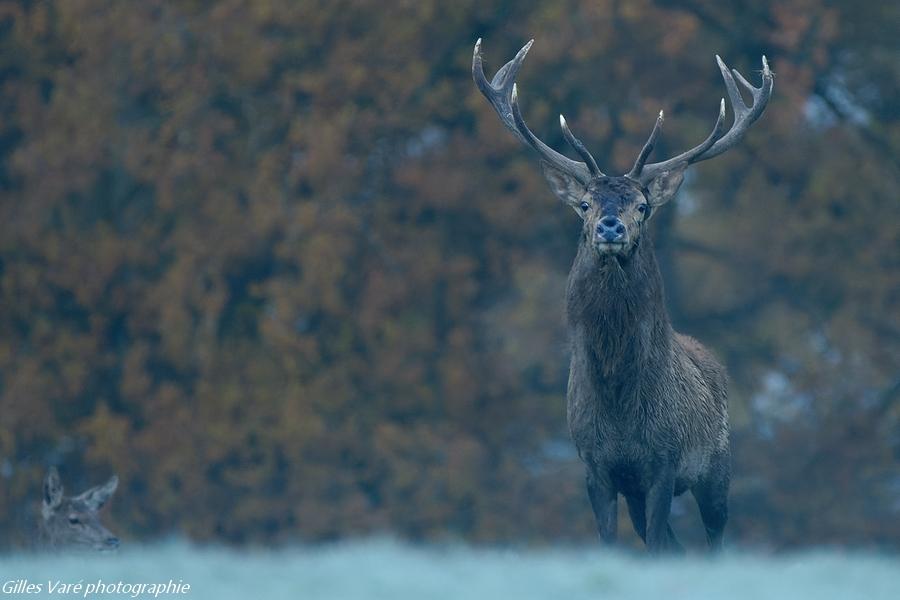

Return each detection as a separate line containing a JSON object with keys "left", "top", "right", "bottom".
{"left": 575, "top": 416, "right": 658, "bottom": 494}
{"left": 567, "top": 375, "right": 652, "bottom": 458}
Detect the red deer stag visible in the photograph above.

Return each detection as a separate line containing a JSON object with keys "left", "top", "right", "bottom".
{"left": 473, "top": 38, "right": 772, "bottom": 552}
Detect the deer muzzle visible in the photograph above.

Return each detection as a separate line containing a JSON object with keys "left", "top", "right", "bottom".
{"left": 596, "top": 216, "right": 626, "bottom": 243}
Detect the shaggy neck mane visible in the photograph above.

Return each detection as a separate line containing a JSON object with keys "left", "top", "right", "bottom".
{"left": 566, "top": 236, "right": 672, "bottom": 384}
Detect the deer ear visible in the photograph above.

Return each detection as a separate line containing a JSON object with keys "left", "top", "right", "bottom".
{"left": 645, "top": 166, "right": 687, "bottom": 207}
{"left": 540, "top": 160, "right": 587, "bottom": 213}
{"left": 44, "top": 468, "right": 63, "bottom": 510}
{"left": 77, "top": 475, "right": 118, "bottom": 512}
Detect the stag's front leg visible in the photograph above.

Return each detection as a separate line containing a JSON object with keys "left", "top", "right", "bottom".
{"left": 645, "top": 464, "right": 682, "bottom": 553}
{"left": 585, "top": 471, "right": 618, "bottom": 544}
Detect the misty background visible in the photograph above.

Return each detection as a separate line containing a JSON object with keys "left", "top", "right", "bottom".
{"left": 0, "top": 0, "right": 898, "bottom": 556}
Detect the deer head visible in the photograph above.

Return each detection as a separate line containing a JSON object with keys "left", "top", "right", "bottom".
{"left": 473, "top": 39, "right": 773, "bottom": 257}
{"left": 41, "top": 467, "right": 120, "bottom": 551}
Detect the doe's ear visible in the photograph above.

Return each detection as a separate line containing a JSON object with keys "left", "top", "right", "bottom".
{"left": 540, "top": 160, "right": 587, "bottom": 214}
{"left": 44, "top": 467, "right": 63, "bottom": 510}
{"left": 77, "top": 475, "right": 118, "bottom": 512}
{"left": 645, "top": 166, "right": 687, "bottom": 207}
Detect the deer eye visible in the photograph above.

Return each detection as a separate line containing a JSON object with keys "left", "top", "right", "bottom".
{"left": 579, "top": 201, "right": 591, "bottom": 212}
{"left": 68, "top": 515, "right": 80, "bottom": 524}
{"left": 637, "top": 203, "right": 650, "bottom": 217}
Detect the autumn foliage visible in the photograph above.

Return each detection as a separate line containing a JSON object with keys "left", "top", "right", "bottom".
{"left": 0, "top": 0, "right": 897, "bottom": 549}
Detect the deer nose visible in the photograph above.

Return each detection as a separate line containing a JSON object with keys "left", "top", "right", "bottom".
{"left": 596, "top": 216, "right": 626, "bottom": 242}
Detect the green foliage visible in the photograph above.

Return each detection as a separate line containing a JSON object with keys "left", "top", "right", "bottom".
{"left": 0, "top": 0, "right": 897, "bottom": 548}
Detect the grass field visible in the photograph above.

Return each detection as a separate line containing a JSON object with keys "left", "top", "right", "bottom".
{"left": 1, "top": 539, "right": 897, "bottom": 600}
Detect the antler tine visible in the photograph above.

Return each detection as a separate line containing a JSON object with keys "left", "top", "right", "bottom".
{"left": 636, "top": 55, "right": 774, "bottom": 185}
{"left": 473, "top": 38, "right": 593, "bottom": 184}
{"left": 472, "top": 38, "right": 533, "bottom": 125}
{"left": 730, "top": 67, "right": 756, "bottom": 97}
{"left": 700, "top": 55, "right": 773, "bottom": 160}
{"left": 560, "top": 114, "right": 602, "bottom": 176}
{"left": 512, "top": 85, "right": 594, "bottom": 180}
{"left": 716, "top": 55, "right": 749, "bottom": 119}
{"left": 684, "top": 98, "right": 728, "bottom": 161}
{"left": 627, "top": 110, "right": 664, "bottom": 179}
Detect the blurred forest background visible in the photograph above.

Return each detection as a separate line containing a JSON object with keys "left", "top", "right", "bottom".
{"left": 0, "top": 0, "right": 897, "bottom": 551}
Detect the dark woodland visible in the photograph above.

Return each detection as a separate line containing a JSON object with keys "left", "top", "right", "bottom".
{"left": 0, "top": 0, "right": 897, "bottom": 550}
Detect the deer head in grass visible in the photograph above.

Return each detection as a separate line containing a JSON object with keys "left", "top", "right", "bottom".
{"left": 40, "top": 467, "right": 120, "bottom": 552}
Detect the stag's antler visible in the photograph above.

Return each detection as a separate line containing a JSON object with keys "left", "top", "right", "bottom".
{"left": 630, "top": 55, "right": 773, "bottom": 185}
{"left": 473, "top": 38, "right": 773, "bottom": 189}
{"left": 473, "top": 38, "right": 598, "bottom": 184}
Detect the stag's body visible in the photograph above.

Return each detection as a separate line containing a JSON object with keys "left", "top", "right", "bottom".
{"left": 566, "top": 231, "right": 729, "bottom": 551}
{"left": 473, "top": 38, "right": 772, "bottom": 552}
